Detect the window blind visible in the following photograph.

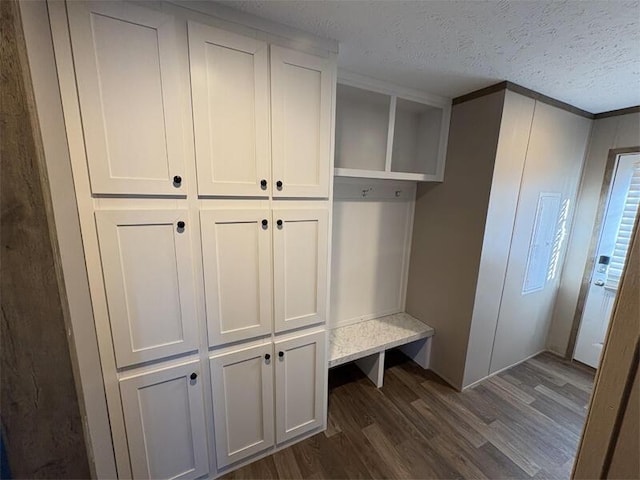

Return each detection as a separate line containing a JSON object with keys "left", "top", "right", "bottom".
{"left": 606, "top": 161, "right": 640, "bottom": 290}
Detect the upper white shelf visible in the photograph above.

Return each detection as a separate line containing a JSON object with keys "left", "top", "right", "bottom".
{"left": 334, "top": 71, "right": 451, "bottom": 183}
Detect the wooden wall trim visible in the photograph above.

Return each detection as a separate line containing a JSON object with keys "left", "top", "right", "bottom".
{"left": 594, "top": 106, "right": 640, "bottom": 120}
{"left": 452, "top": 81, "right": 509, "bottom": 106}
{"left": 502, "top": 81, "right": 593, "bottom": 119}
{"left": 573, "top": 210, "right": 640, "bottom": 478}
{"left": 454, "top": 81, "right": 639, "bottom": 121}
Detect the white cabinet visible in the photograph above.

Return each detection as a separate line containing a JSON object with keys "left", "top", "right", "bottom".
{"left": 275, "top": 331, "right": 326, "bottom": 443}
{"left": 210, "top": 344, "right": 275, "bottom": 468}
{"left": 52, "top": 3, "right": 334, "bottom": 476}
{"left": 200, "top": 209, "right": 273, "bottom": 345}
{"left": 273, "top": 207, "right": 329, "bottom": 332}
{"left": 188, "top": 23, "right": 271, "bottom": 197}
{"left": 271, "top": 46, "right": 334, "bottom": 198}
{"left": 95, "top": 210, "right": 198, "bottom": 366}
{"left": 67, "top": 1, "right": 186, "bottom": 195}
{"left": 210, "top": 331, "right": 326, "bottom": 467}
{"left": 119, "top": 361, "right": 209, "bottom": 480}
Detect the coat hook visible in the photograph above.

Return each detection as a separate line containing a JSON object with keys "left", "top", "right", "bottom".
{"left": 362, "top": 187, "right": 372, "bottom": 197}
{"left": 395, "top": 190, "right": 402, "bottom": 197}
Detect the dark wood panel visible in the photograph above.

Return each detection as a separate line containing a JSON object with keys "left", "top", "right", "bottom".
{"left": 594, "top": 106, "right": 640, "bottom": 119}
{"left": 224, "top": 351, "right": 594, "bottom": 480}
{"left": 0, "top": 1, "right": 90, "bottom": 478}
{"left": 453, "top": 81, "right": 596, "bottom": 119}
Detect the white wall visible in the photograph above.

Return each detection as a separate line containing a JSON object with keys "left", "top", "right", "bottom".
{"left": 463, "top": 91, "right": 535, "bottom": 387}
{"left": 463, "top": 94, "right": 592, "bottom": 387}
{"left": 406, "top": 91, "right": 505, "bottom": 389}
{"left": 489, "top": 101, "right": 591, "bottom": 374}
{"left": 547, "top": 112, "right": 640, "bottom": 356}
{"left": 330, "top": 178, "right": 416, "bottom": 327}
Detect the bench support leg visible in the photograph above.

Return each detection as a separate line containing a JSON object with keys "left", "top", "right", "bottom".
{"left": 399, "top": 337, "right": 431, "bottom": 369}
{"left": 355, "top": 351, "right": 385, "bottom": 388}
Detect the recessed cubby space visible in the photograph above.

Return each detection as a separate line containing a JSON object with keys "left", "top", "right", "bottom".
{"left": 335, "top": 84, "right": 390, "bottom": 172}
{"left": 334, "top": 73, "right": 450, "bottom": 182}
{"left": 391, "top": 98, "right": 443, "bottom": 177}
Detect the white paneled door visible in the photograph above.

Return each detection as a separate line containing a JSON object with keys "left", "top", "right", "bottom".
{"left": 67, "top": 1, "right": 187, "bottom": 195}
{"left": 271, "top": 46, "right": 333, "bottom": 198}
{"left": 189, "top": 22, "right": 271, "bottom": 197}
{"left": 119, "top": 361, "right": 209, "bottom": 480}
{"left": 210, "top": 344, "right": 275, "bottom": 468}
{"left": 95, "top": 210, "right": 198, "bottom": 366}
{"left": 275, "top": 331, "right": 326, "bottom": 443}
{"left": 272, "top": 207, "right": 328, "bottom": 332}
{"left": 200, "top": 209, "right": 273, "bottom": 345}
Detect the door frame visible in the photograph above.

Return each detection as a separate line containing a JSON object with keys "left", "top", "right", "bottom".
{"left": 573, "top": 204, "right": 640, "bottom": 478}
{"left": 566, "top": 146, "right": 640, "bottom": 359}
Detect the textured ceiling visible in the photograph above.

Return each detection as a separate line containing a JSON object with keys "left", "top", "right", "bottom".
{"left": 218, "top": 0, "right": 640, "bottom": 113}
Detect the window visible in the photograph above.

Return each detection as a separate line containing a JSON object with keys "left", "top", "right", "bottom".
{"left": 605, "top": 161, "right": 640, "bottom": 290}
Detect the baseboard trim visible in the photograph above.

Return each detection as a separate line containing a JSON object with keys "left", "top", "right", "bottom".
{"left": 461, "top": 349, "right": 547, "bottom": 391}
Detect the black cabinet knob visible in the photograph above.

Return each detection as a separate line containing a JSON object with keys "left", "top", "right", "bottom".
{"left": 265, "top": 353, "right": 271, "bottom": 360}
{"left": 173, "top": 175, "right": 182, "bottom": 185}
{"left": 262, "top": 219, "right": 268, "bottom": 227}
{"left": 177, "top": 221, "right": 185, "bottom": 229}
{"left": 276, "top": 219, "right": 283, "bottom": 227}
{"left": 278, "top": 351, "right": 284, "bottom": 358}
{"left": 260, "top": 179, "right": 267, "bottom": 188}
{"left": 276, "top": 180, "right": 283, "bottom": 190}
{"left": 190, "top": 372, "right": 197, "bottom": 380}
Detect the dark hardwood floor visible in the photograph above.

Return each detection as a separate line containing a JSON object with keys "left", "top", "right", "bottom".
{"left": 224, "top": 351, "right": 595, "bottom": 480}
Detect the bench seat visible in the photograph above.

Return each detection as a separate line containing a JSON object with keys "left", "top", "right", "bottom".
{"left": 328, "top": 312, "right": 435, "bottom": 387}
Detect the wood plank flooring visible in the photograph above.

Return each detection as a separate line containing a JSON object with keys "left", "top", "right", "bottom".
{"left": 223, "top": 351, "right": 594, "bottom": 480}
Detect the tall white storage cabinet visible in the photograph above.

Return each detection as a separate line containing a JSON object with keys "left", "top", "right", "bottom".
{"left": 49, "top": 1, "right": 336, "bottom": 478}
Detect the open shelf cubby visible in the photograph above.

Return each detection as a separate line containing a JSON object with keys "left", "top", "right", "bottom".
{"left": 334, "top": 73, "right": 451, "bottom": 182}
{"left": 335, "top": 84, "right": 390, "bottom": 172}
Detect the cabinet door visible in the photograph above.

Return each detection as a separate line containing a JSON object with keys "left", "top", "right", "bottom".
{"left": 271, "top": 46, "right": 334, "bottom": 198}
{"left": 200, "top": 209, "right": 273, "bottom": 345}
{"left": 272, "top": 207, "right": 328, "bottom": 332}
{"left": 67, "top": 1, "right": 186, "bottom": 195}
{"left": 188, "top": 23, "right": 270, "bottom": 196}
{"left": 120, "top": 361, "right": 209, "bottom": 480}
{"left": 210, "top": 344, "right": 274, "bottom": 468}
{"left": 96, "top": 210, "right": 198, "bottom": 366}
{"left": 275, "top": 331, "right": 326, "bottom": 443}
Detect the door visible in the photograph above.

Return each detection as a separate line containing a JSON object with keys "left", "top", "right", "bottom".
{"left": 67, "top": 1, "right": 186, "bottom": 195}
{"left": 188, "top": 22, "right": 270, "bottom": 196}
{"left": 95, "top": 210, "right": 198, "bottom": 366}
{"left": 200, "top": 209, "right": 273, "bottom": 345}
{"left": 575, "top": 153, "right": 640, "bottom": 368}
{"left": 275, "top": 331, "right": 326, "bottom": 443}
{"left": 119, "top": 361, "right": 209, "bottom": 480}
{"left": 270, "top": 46, "right": 333, "bottom": 198}
{"left": 272, "top": 207, "right": 328, "bottom": 332}
{"left": 210, "top": 344, "right": 275, "bottom": 467}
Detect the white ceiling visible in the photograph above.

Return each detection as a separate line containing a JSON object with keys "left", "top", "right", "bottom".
{"left": 218, "top": 0, "right": 640, "bottom": 113}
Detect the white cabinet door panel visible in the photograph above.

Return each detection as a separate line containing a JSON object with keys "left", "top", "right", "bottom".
{"left": 210, "top": 344, "right": 275, "bottom": 467}
{"left": 95, "top": 210, "right": 198, "bottom": 366}
{"left": 189, "top": 23, "right": 270, "bottom": 197}
{"left": 120, "top": 361, "right": 209, "bottom": 480}
{"left": 271, "top": 46, "right": 333, "bottom": 198}
{"left": 275, "top": 331, "right": 326, "bottom": 443}
{"left": 67, "top": 1, "right": 186, "bottom": 195}
{"left": 200, "top": 209, "right": 273, "bottom": 345}
{"left": 272, "top": 208, "right": 328, "bottom": 332}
